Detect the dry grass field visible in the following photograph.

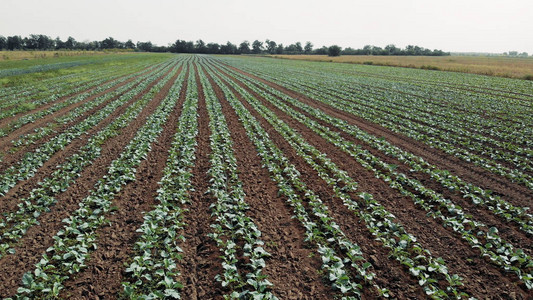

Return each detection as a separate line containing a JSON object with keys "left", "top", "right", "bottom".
{"left": 269, "top": 54, "right": 533, "bottom": 80}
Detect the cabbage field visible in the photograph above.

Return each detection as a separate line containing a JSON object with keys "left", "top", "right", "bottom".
{"left": 0, "top": 53, "right": 531, "bottom": 299}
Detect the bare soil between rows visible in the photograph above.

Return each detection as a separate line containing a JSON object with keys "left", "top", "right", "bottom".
{"left": 0, "top": 63, "right": 181, "bottom": 298}
{"left": 213, "top": 62, "right": 531, "bottom": 298}
{"left": 1, "top": 57, "right": 531, "bottom": 299}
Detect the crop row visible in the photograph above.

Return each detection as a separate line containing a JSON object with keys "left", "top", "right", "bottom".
{"left": 0, "top": 59, "right": 185, "bottom": 259}
{"left": 298, "top": 74, "right": 533, "bottom": 159}
{"left": 219, "top": 59, "right": 533, "bottom": 189}
{"left": 217, "top": 62, "right": 533, "bottom": 236}
{"left": 122, "top": 64, "right": 196, "bottom": 298}
{"left": 0, "top": 60, "right": 173, "bottom": 139}
{"left": 207, "top": 60, "right": 533, "bottom": 290}
{"left": 203, "top": 61, "right": 395, "bottom": 298}
{"left": 0, "top": 60, "right": 178, "bottom": 197}
{"left": 0, "top": 56, "right": 164, "bottom": 102}
{"left": 11, "top": 57, "right": 187, "bottom": 299}
{"left": 0, "top": 60, "right": 96, "bottom": 78}
{"left": 205, "top": 61, "right": 470, "bottom": 298}
{"left": 3, "top": 61, "right": 167, "bottom": 160}
{"left": 6, "top": 61, "right": 169, "bottom": 153}
{"left": 0, "top": 65, "right": 135, "bottom": 115}
{"left": 0, "top": 60, "right": 166, "bottom": 124}
{"left": 198, "top": 65, "right": 276, "bottom": 299}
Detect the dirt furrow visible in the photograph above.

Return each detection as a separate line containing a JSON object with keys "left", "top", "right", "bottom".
{"left": 234, "top": 75, "right": 533, "bottom": 252}
{"left": 176, "top": 65, "right": 223, "bottom": 299}
{"left": 220, "top": 63, "right": 533, "bottom": 208}
{"left": 301, "top": 80, "right": 533, "bottom": 158}
{"left": 0, "top": 65, "right": 158, "bottom": 171}
{"left": 295, "top": 98, "right": 533, "bottom": 252}
{"left": 213, "top": 64, "right": 528, "bottom": 298}
{"left": 59, "top": 67, "right": 189, "bottom": 299}
{"left": 203, "top": 65, "right": 334, "bottom": 299}
{"left": 0, "top": 65, "right": 182, "bottom": 298}
{"left": 0, "top": 63, "right": 159, "bottom": 130}
{"left": 0, "top": 64, "right": 177, "bottom": 215}
{"left": 208, "top": 64, "right": 426, "bottom": 298}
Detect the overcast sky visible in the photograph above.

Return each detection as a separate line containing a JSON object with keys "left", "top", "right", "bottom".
{"left": 1, "top": 0, "right": 532, "bottom": 53}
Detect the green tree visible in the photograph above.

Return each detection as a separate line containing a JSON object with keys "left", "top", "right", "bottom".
{"left": 0, "top": 36, "right": 6, "bottom": 50}
{"left": 55, "top": 37, "right": 65, "bottom": 49}
{"left": 137, "top": 41, "right": 153, "bottom": 52}
{"left": 65, "top": 36, "right": 76, "bottom": 50}
{"left": 295, "top": 42, "right": 303, "bottom": 53}
{"left": 314, "top": 46, "right": 328, "bottom": 55}
{"left": 275, "top": 43, "right": 284, "bottom": 54}
{"left": 384, "top": 44, "right": 398, "bottom": 55}
{"left": 252, "top": 40, "right": 263, "bottom": 54}
{"left": 7, "top": 35, "right": 23, "bottom": 50}
{"left": 195, "top": 39, "right": 207, "bottom": 53}
{"left": 220, "top": 41, "right": 237, "bottom": 54}
{"left": 125, "top": 39, "right": 135, "bottom": 49}
{"left": 101, "top": 37, "right": 119, "bottom": 49}
{"left": 265, "top": 39, "right": 277, "bottom": 54}
{"left": 328, "top": 45, "right": 342, "bottom": 57}
{"left": 238, "top": 41, "right": 250, "bottom": 54}
{"left": 207, "top": 43, "right": 220, "bottom": 54}
{"left": 304, "top": 41, "right": 313, "bottom": 54}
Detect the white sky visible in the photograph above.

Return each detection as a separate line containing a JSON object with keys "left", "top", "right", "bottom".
{"left": 1, "top": 0, "right": 532, "bottom": 53}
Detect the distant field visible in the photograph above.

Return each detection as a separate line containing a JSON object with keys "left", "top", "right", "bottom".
{"left": 0, "top": 52, "right": 173, "bottom": 87}
{"left": 0, "top": 50, "right": 133, "bottom": 61}
{"left": 269, "top": 54, "right": 533, "bottom": 80}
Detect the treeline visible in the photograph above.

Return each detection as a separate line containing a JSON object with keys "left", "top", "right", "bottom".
{"left": 342, "top": 44, "right": 449, "bottom": 56}
{"left": 0, "top": 34, "right": 450, "bottom": 56}
{"left": 0, "top": 35, "right": 155, "bottom": 52}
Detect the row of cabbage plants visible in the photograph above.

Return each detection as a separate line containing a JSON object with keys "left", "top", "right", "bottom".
{"left": 0, "top": 60, "right": 186, "bottom": 259}
{"left": 205, "top": 61, "right": 468, "bottom": 298}
{"left": 0, "top": 60, "right": 178, "bottom": 196}
{"left": 207, "top": 60, "right": 533, "bottom": 290}
{"left": 10, "top": 57, "right": 187, "bottom": 299}
{"left": 218, "top": 62, "right": 533, "bottom": 236}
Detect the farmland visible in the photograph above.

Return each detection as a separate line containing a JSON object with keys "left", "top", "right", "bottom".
{"left": 0, "top": 53, "right": 532, "bottom": 299}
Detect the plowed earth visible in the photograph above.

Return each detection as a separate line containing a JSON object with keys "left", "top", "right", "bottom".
{"left": 0, "top": 55, "right": 531, "bottom": 299}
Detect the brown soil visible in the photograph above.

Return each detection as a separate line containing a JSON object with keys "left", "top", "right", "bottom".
{"left": 0, "top": 63, "right": 181, "bottom": 298}
{"left": 287, "top": 77, "right": 532, "bottom": 174}
{"left": 0, "top": 63, "right": 176, "bottom": 216}
{"left": 59, "top": 67, "right": 190, "bottom": 299}
{"left": 203, "top": 65, "right": 335, "bottom": 299}
{"left": 211, "top": 63, "right": 530, "bottom": 298}
{"left": 176, "top": 65, "right": 224, "bottom": 299}
{"left": 1, "top": 56, "right": 531, "bottom": 300}
{"left": 230, "top": 72, "right": 533, "bottom": 252}
{"left": 208, "top": 65, "right": 423, "bottom": 298}
{"left": 220, "top": 63, "right": 533, "bottom": 208}
{"left": 0, "top": 64, "right": 159, "bottom": 171}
